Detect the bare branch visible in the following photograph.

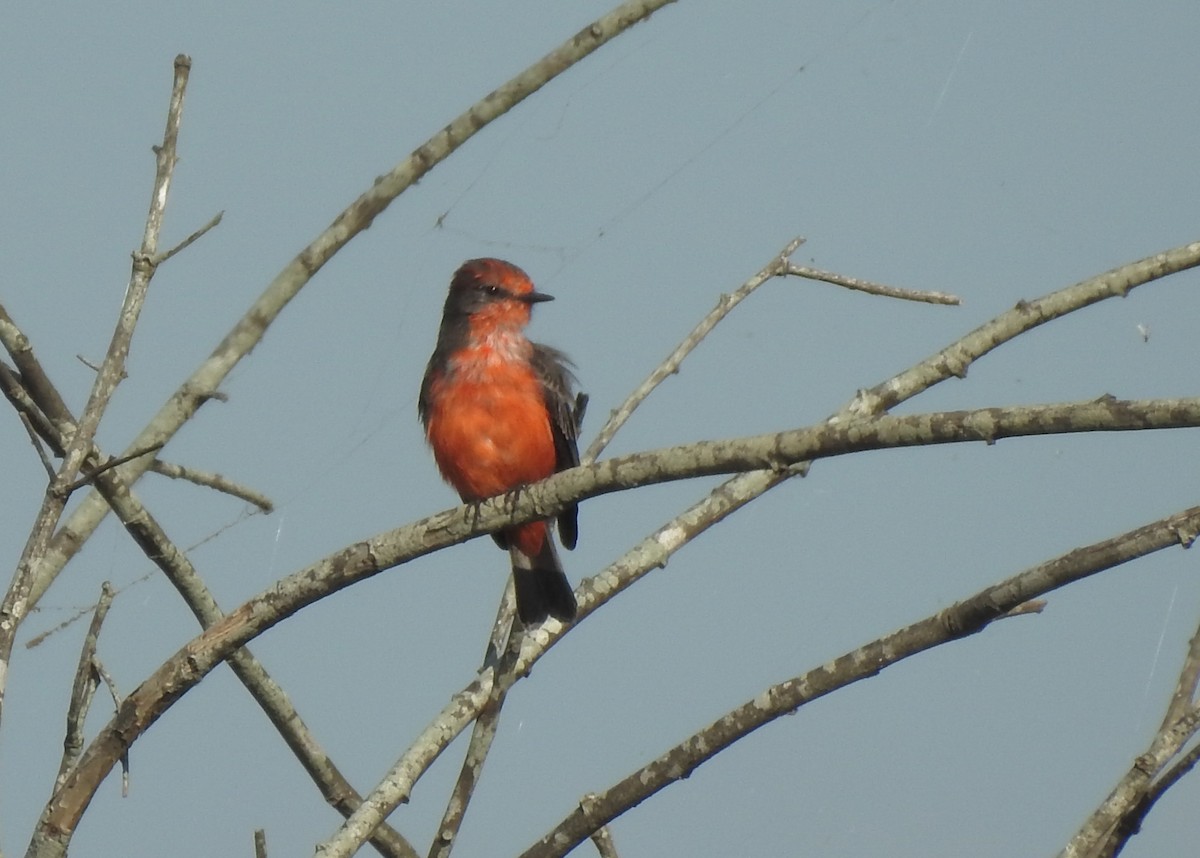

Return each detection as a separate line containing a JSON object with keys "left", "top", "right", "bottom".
{"left": 75, "top": 354, "right": 102, "bottom": 373}
{"left": 18, "top": 411, "right": 56, "bottom": 479}
{"left": 573, "top": 397, "right": 1200, "bottom": 503}
{"left": 91, "top": 656, "right": 121, "bottom": 711}
{"left": 141, "top": 54, "right": 190, "bottom": 250}
{"left": 54, "top": 583, "right": 115, "bottom": 791}
{"left": 521, "top": 506, "right": 1200, "bottom": 858}
{"left": 785, "top": 262, "right": 962, "bottom": 305}
{"left": 0, "top": 306, "right": 74, "bottom": 431}
{"left": 89, "top": 656, "right": 129, "bottom": 798}
{"left": 149, "top": 460, "right": 275, "bottom": 512}
{"left": 16, "top": 225, "right": 1200, "bottom": 851}
{"left": 576, "top": 239, "right": 1200, "bottom": 583}
{"left": 582, "top": 236, "right": 964, "bottom": 467}
{"left": 1060, "top": 608, "right": 1200, "bottom": 858}
{"left": 0, "top": 359, "right": 67, "bottom": 471}
{"left": 67, "top": 444, "right": 164, "bottom": 494}
{"left": 0, "top": 53, "right": 192, "bottom": 726}
{"left": 1060, "top": 707, "right": 1200, "bottom": 858}
{"left": 4, "top": 289, "right": 410, "bottom": 857}
{"left": 34, "top": 393, "right": 1200, "bottom": 855}
{"left": 426, "top": 640, "right": 517, "bottom": 858}
{"left": 265, "top": 466, "right": 791, "bottom": 858}
{"left": 1161, "top": 608, "right": 1200, "bottom": 730}
{"left": 13, "top": 372, "right": 417, "bottom": 858}
{"left": 57, "top": 51, "right": 189, "bottom": 492}
{"left": 26, "top": 0, "right": 679, "bottom": 618}
{"left": 404, "top": 229, "right": 970, "bottom": 855}
{"left": 151, "top": 210, "right": 223, "bottom": 266}
{"left": 583, "top": 236, "right": 804, "bottom": 463}
{"left": 1108, "top": 742, "right": 1200, "bottom": 857}
{"left": 2, "top": 355, "right": 268, "bottom": 513}
{"left": 859, "top": 240, "right": 1200, "bottom": 414}
{"left": 229, "top": 396, "right": 1200, "bottom": 855}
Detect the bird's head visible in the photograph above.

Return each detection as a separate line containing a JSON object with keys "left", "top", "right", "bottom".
{"left": 443, "top": 258, "right": 554, "bottom": 329}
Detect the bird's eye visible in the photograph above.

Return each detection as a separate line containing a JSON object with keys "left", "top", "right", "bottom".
{"left": 482, "top": 284, "right": 504, "bottom": 297}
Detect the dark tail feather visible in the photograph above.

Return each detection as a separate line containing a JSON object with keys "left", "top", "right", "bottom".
{"left": 510, "top": 538, "right": 576, "bottom": 625}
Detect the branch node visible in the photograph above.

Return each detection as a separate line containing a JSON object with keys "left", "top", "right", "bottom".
{"left": 131, "top": 250, "right": 157, "bottom": 276}
{"left": 940, "top": 351, "right": 969, "bottom": 380}
{"left": 1171, "top": 524, "right": 1197, "bottom": 549}
{"left": 837, "top": 388, "right": 886, "bottom": 419}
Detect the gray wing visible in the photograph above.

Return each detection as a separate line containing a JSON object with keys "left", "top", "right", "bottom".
{"left": 531, "top": 343, "right": 584, "bottom": 550}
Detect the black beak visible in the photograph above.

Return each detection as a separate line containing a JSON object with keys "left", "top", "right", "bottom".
{"left": 521, "top": 290, "right": 555, "bottom": 304}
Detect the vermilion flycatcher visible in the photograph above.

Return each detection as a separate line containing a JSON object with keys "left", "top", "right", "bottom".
{"left": 419, "top": 258, "right": 582, "bottom": 624}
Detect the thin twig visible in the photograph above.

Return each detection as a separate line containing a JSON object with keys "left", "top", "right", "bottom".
{"left": 1102, "top": 740, "right": 1200, "bottom": 858}
{"left": 428, "top": 632, "right": 524, "bottom": 858}
{"left": 0, "top": 53, "right": 192, "bottom": 728}
{"left": 579, "top": 795, "right": 620, "bottom": 858}
{"left": 150, "top": 460, "right": 275, "bottom": 512}
{"left": 56, "top": 51, "right": 189, "bottom": 491}
{"left": 90, "top": 655, "right": 128, "bottom": 797}
{"left": 856, "top": 241, "right": 1200, "bottom": 415}
{"left": 1061, "top": 607, "right": 1200, "bottom": 858}
{"left": 67, "top": 444, "right": 164, "bottom": 494}
{"left": 2, "top": 301, "right": 413, "bottom": 858}
{"left": 0, "top": 306, "right": 75, "bottom": 424}
{"left": 0, "top": 359, "right": 66, "bottom": 468}
{"left": 254, "top": 829, "right": 268, "bottom": 858}
{"left": 582, "top": 242, "right": 958, "bottom": 467}
{"left": 785, "top": 263, "right": 962, "bottom": 305}
{"left": 15, "top": 374, "right": 415, "bottom": 858}
{"left": 24, "top": 606, "right": 94, "bottom": 650}
{"left": 92, "top": 656, "right": 122, "bottom": 710}
{"left": 18, "top": 411, "right": 57, "bottom": 479}
{"left": 583, "top": 236, "right": 805, "bottom": 464}
{"left": 1060, "top": 706, "right": 1200, "bottom": 858}
{"left": 152, "top": 210, "right": 223, "bottom": 266}
{"left": 54, "top": 583, "right": 115, "bottom": 791}
{"left": 1160, "top": 604, "right": 1200, "bottom": 730}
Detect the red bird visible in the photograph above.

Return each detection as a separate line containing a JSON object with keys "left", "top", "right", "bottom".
{"left": 419, "top": 258, "right": 582, "bottom": 624}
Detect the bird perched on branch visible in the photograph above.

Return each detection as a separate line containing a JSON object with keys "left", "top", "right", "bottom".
{"left": 419, "top": 258, "right": 583, "bottom": 624}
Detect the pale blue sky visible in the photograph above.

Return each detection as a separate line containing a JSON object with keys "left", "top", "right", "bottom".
{"left": 1, "top": 2, "right": 1198, "bottom": 856}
